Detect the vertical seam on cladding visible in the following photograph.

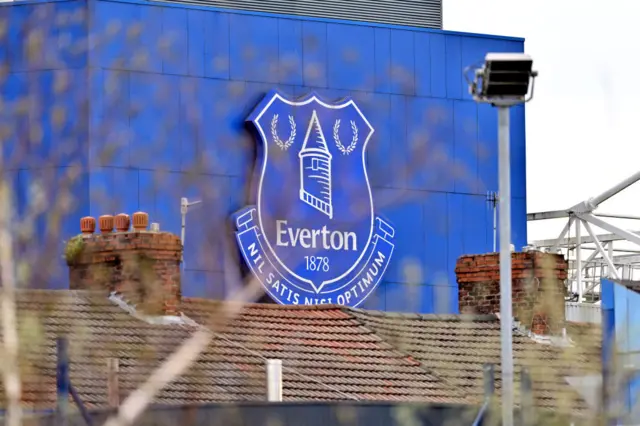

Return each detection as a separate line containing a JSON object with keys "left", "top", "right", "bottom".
{"left": 226, "top": 12, "right": 231, "bottom": 80}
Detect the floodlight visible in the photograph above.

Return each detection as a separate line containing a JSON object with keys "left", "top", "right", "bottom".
{"left": 464, "top": 52, "right": 538, "bottom": 426}
{"left": 482, "top": 53, "right": 534, "bottom": 97}
{"left": 466, "top": 52, "right": 538, "bottom": 105}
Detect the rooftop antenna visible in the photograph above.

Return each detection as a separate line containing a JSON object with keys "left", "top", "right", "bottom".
{"left": 486, "top": 191, "right": 499, "bottom": 252}
{"left": 181, "top": 197, "right": 202, "bottom": 269}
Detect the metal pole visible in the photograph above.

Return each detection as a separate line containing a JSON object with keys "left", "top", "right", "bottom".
{"left": 497, "top": 106, "right": 513, "bottom": 426}
{"left": 595, "top": 212, "right": 640, "bottom": 221}
{"left": 608, "top": 243, "right": 615, "bottom": 278}
{"left": 623, "top": 265, "right": 630, "bottom": 280}
{"left": 266, "top": 359, "right": 283, "bottom": 402}
{"left": 579, "top": 213, "right": 640, "bottom": 247}
{"left": 582, "top": 221, "right": 620, "bottom": 280}
{"left": 590, "top": 170, "right": 640, "bottom": 208}
{"left": 493, "top": 194, "right": 498, "bottom": 252}
{"left": 69, "top": 384, "right": 94, "bottom": 426}
{"left": 550, "top": 217, "right": 574, "bottom": 253}
{"left": 576, "top": 220, "right": 582, "bottom": 302}
{"left": 180, "top": 197, "right": 187, "bottom": 265}
{"left": 57, "top": 337, "right": 70, "bottom": 426}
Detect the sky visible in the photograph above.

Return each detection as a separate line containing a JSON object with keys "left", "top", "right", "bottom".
{"left": 443, "top": 0, "right": 640, "bottom": 244}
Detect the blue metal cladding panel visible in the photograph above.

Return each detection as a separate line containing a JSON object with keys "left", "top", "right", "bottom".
{"left": 94, "top": 1, "right": 139, "bottom": 70}
{"left": 387, "top": 94, "right": 408, "bottom": 188}
{"left": 278, "top": 19, "right": 303, "bottom": 86}
{"left": 0, "top": 0, "right": 90, "bottom": 296}
{"left": 187, "top": 10, "right": 205, "bottom": 77}
{"left": 453, "top": 100, "right": 479, "bottom": 194}
{"left": 6, "top": 0, "right": 526, "bottom": 313}
{"left": 429, "top": 34, "right": 447, "bottom": 99}
{"left": 129, "top": 72, "right": 182, "bottom": 170}
{"left": 389, "top": 30, "right": 414, "bottom": 96}
{"left": 229, "top": 14, "right": 279, "bottom": 83}
{"left": 179, "top": 76, "right": 203, "bottom": 171}
{"left": 0, "top": 68, "right": 88, "bottom": 169}
{"left": 602, "top": 280, "right": 640, "bottom": 421}
{"left": 301, "top": 21, "right": 327, "bottom": 88}
{"left": 356, "top": 93, "right": 390, "bottom": 189}
{"left": 373, "top": 29, "right": 390, "bottom": 94}
{"left": 406, "top": 97, "right": 454, "bottom": 192}
{"left": 204, "top": 11, "right": 230, "bottom": 79}
{"left": 327, "top": 24, "right": 375, "bottom": 92}
{"left": 0, "top": 2, "right": 86, "bottom": 72}
{"left": 163, "top": 7, "right": 189, "bottom": 75}
{"left": 15, "top": 166, "right": 89, "bottom": 289}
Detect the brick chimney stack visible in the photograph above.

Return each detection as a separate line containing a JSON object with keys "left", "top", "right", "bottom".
{"left": 455, "top": 251, "right": 568, "bottom": 335}
{"left": 67, "top": 212, "right": 183, "bottom": 316}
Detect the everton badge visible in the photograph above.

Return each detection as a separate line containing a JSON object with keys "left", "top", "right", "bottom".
{"left": 234, "top": 90, "right": 395, "bottom": 307}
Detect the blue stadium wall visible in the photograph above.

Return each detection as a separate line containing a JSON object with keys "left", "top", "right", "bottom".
{"left": 0, "top": 0, "right": 527, "bottom": 314}
{"left": 602, "top": 279, "right": 640, "bottom": 423}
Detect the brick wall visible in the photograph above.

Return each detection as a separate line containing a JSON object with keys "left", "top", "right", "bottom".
{"left": 67, "top": 213, "right": 183, "bottom": 316}
{"left": 455, "top": 251, "right": 568, "bottom": 335}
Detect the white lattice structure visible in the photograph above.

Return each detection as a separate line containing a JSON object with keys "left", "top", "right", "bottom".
{"left": 527, "top": 171, "right": 640, "bottom": 311}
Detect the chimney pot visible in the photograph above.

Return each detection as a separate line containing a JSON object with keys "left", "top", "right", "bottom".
{"left": 150, "top": 223, "right": 160, "bottom": 232}
{"left": 132, "top": 212, "right": 149, "bottom": 231}
{"left": 80, "top": 217, "right": 96, "bottom": 235}
{"left": 99, "top": 215, "right": 114, "bottom": 234}
{"left": 115, "top": 213, "right": 130, "bottom": 232}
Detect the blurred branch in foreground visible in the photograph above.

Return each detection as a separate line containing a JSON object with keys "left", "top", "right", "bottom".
{"left": 0, "top": 167, "right": 22, "bottom": 426}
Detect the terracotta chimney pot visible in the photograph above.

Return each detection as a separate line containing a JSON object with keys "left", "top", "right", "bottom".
{"left": 80, "top": 217, "right": 96, "bottom": 235}
{"left": 132, "top": 212, "right": 149, "bottom": 231}
{"left": 115, "top": 213, "right": 130, "bottom": 232}
{"left": 99, "top": 215, "right": 114, "bottom": 234}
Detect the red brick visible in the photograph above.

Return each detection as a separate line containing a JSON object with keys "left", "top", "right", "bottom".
{"left": 455, "top": 251, "right": 567, "bottom": 335}
{"left": 67, "top": 230, "right": 183, "bottom": 316}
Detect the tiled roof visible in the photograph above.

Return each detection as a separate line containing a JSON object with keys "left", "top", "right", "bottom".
{"left": 180, "top": 298, "right": 469, "bottom": 403}
{"left": 0, "top": 290, "right": 601, "bottom": 416}
{"left": 349, "top": 310, "right": 602, "bottom": 415}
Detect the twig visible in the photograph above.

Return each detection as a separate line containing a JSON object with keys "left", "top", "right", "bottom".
{"left": 0, "top": 179, "right": 22, "bottom": 426}
{"left": 101, "top": 274, "right": 265, "bottom": 426}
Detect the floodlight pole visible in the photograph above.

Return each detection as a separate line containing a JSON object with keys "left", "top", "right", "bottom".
{"left": 497, "top": 104, "right": 514, "bottom": 426}
{"left": 465, "top": 53, "right": 537, "bottom": 426}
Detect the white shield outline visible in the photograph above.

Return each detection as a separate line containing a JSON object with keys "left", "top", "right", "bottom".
{"left": 249, "top": 91, "right": 375, "bottom": 294}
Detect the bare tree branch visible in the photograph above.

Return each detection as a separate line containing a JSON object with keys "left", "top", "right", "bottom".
{"left": 0, "top": 176, "right": 22, "bottom": 426}
{"left": 102, "top": 274, "right": 266, "bottom": 426}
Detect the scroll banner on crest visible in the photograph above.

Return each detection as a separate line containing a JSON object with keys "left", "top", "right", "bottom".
{"left": 235, "top": 206, "right": 394, "bottom": 307}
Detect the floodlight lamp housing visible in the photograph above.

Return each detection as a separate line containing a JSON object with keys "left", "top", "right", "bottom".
{"left": 471, "top": 52, "right": 537, "bottom": 106}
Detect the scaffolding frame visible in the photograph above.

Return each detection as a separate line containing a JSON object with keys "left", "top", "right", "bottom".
{"left": 528, "top": 171, "right": 640, "bottom": 303}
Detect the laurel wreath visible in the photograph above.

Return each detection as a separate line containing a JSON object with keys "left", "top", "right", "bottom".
{"left": 333, "top": 119, "right": 358, "bottom": 155}
{"left": 271, "top": 114, "right": 296, "bottom": 150}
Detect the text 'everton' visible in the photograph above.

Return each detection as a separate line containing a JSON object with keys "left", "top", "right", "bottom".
{"left": 276, "top": 220, "right": 357, "bottom": 251}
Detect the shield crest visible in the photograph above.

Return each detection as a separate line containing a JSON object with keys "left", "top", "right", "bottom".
{"left": 248, "top": 91, "right": 374, "bottom": 294}
{"left": 235, "top": 89, "right": 395, "bottom": 307}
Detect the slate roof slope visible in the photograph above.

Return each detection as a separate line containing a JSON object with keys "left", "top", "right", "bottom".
{"left": 349, "top": 309, "right": 602, "bottom": 415}
{"left": 2, "top": 290, "right": 471, "bottom": 410}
